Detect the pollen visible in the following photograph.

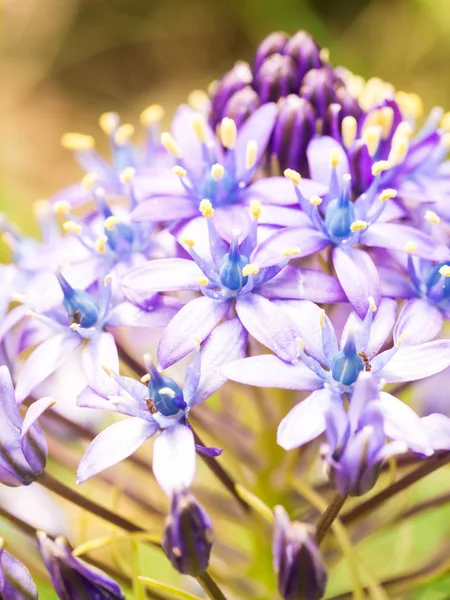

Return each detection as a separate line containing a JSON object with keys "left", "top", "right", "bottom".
{"left": 242, "top": 264, "right": 259, "bottom": 276}
{"left": 439, "top": 265, "right": 450, "bottom": 278}
{"left": 330, "top": 148, "right": 340, "bottom": 167}
{"left": 388, "top": 136, "right": 409, "bottom": 165}
{"left": 250, "top": 200, "right": 261, "bottom": 219}
{"left": 114, "top": 124, "right": 134, "bottom": 146}
{"left": 380, "top": 188, "right": 397, "bottom": 202}
{"left": 180, "top": 236, "right": 195, "bottom": 248}
{"left": 282, "top": 247, "right": 301, "bottom": 257}
{"left": 104, "top": 215, "right": 121, "bottom": 231}
{"left": 362, "top": 125, "right": 382, "bottom": 157}
{"left": 104, "top": 274, "right": 112, "bottom": 287}
{"left": 140, "top": 373, "right": 151, "bottom": 383}
{"left": 441, "top": 112, "right": 450, "bottom": 131}
{"left": 341, "top": 116, "right": 357, "bottom": 148}
{"left": 319, "top": 309, "right": 325, "bottom": 327}
{"left": 99, "top": 112, "right": 120, "bottom": 135}
{"left": 395, "top": 332, "right": 409, "bottom": 348}
{"left": 379, "top": 106, "right": 394, "bottom": 139}
{"left": 63, "top": 221, "right": 82, "bottom": 235}
{"left": 120, "top": 167, "right": 135, "bottom": 183}
{"left": 245, "top": 140, "right": 258, "bottom": 169}
{"left": 308, "top": 195, "right": 322, "bottom": 207}
{"left": 395, "top": 121, "right": 414, "bottom": 139}
{"left": 210, "top": 163, "right": 224, "bottom": 181}
{"left": 192, "top": 113, "right": 207, "bottom": 142}
{"left": 61, "top": 132, "right": 95, "bottom": 151}
{"left": 199, "top": 198, "right": 214, "bottom": 218}
{"left": 33, "top": 199, "right": 51, "bottom": 217}
{"left": 425, "top": 210, "right": 441, "bottom": 224}
{"left": 350, "top": 220, "right": 368, "bottom": 232}
{"left": 196, "top": 276, "right": 209, "bottom": 286}
{"left": 297, "top": 337, "right": 305, "bottom": 353}
{"left": 284, "top": 168, "right": 301, "bottom": 185}
{"left": 173, "top": 165, "right": 187, "bottom": 177}
{"left": 70, "top": 323, "right": 81, "bottom": 331}
{"left": 81, "top": 173, "right": 98, "bottom": 190}
{"left": 404, "top": 240, "right": 417, "bottom": 253}
{"left": 187, "top": 89, "right": 209, "bottom": 112}
{"left": 368, "top": 296, "right": 377, "bottom": 312}
{"left": 95, "top": 235, "right": 108, "bottom": 254}
{"left": 395, "top": 91, "right": 423, "bottom": 120}
{"left": 371, "top": 160, "right": 391, "bottom": 176}
{"left": 140, "top": 104, "right": 165, "bottom": 125}
{"left": 220, "top": 117, "right": 237, "bottom": 149}
{"left": 161, "top": 132, "right": 182, "bottom": 157}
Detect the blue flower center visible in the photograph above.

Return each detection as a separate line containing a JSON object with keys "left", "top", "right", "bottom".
{"left": 324, "top": 175, "right": 355, "bottom": 240}
{"left": 57, "top": 274, "right": 100, "bottom": 328}
{"left": 147, "top": 369, "right": 186, "bottom": 417}
{"left": 219, "top": 236, "right": 249, "bottom": 291}
{"left": 331, "top": 334, "right": 364, "bottom": 386}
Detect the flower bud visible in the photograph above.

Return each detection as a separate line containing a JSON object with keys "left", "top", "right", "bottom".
{"left": 254, "top": 54, "right": 300, "bottom": 104}
{"left": 273, "top": 506, "right": 328, "bottom": 600}
{"left": 284, "top": 30, "right": 323, "bottom": 81}
{"left": 209, "top": 62, "right": 253, "bottom": 128}
{"left": 37, "top": 532, "right": 125, "bottom": 599}
{"left": 301, "top": 67, "right": 340, "bottom": 119}
{"left": 162, "top": 490, "right": 213, "bottom": 576}
{"left": 348, "top": 140, "right": 374, "bottom": 196}
{"left": 0, "top": 539, "right": 38, "bottom": 599}
{"left": 223, "top": 86, "right": 261, "bottom": 129}
{"left": 254, "top": 31, "right": 289, "bottom": 74}
{"left": 270, "top": 96, "right": 316, "bottom": 173}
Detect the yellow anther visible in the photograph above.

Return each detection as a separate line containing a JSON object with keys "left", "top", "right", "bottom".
{"left": 70, "top": 323, "right": 81, "bottom": 331}
{"left": 199, "top": 199, "right": 214, "bottom": 218}
{"left": 350, "top": 220, "right": 368, "bottom": 232}
{"left": 173, "top": 165, "right": 187, "bottom": 177}
{"left": 368, "top": 296, "right": 377, "bottom": 312}
{"left": 192, "top": 114, "right": 207, "bottom": 142}
{"left": 63, "top": 221, "right": 82, "bottom": 235}
{"left": 319, "top": 48, "right": 330, "bottom": 63}
{"left": 362, "top": 109, "right": 381, "bottom": 132}
{"left": 220, "top": 117, "right": 237, "bottom": 149}
{"left": 104, "top": 215, "right": 121, "bottom": 231}
{"left": 102, "top": 365, "right": 112, "bottom": 376}
{"left": 284, "top": 168, "right": 301, "bottom": 185}
{"left": 404, "top": 240, "right": 417, "bottom": 253}
{"left": 297, "top": 337, "right": 305, "bottom": 353}
{"left": 388, "top": 136, "right": 409, "bottom": 165}
{"left": 379, "top": 106, "right": 394, "bottom": 139}
{"left": 319, "top": 309, "right": 325, "bottom": 328}
{"left": 250, "top": 200, "right": 261, "bottom": 219}
{"left": 442, "top": 132, "right": 450, "bottom": 148}
{"left": 441, "top": 112, "right": 450, "bottom": 132}
{"left": 210, "top": 163, "right": 224, "bottom": 181}
{"left": 245, "top": 140, "right": 258, "bottom": 170}
{"left": 372, "top": 160, "right": 391, "bottom": 176}
{"left": 81, "top": 173, "right": 98, "bottom": 190}
{"left": 395, "top": 91, "right": 423, "bottom": 120}
{"left": 33, "top": 199, "right": 51, "bottom": 217}
{"left": 140, "top": 104, "right": 165, "bottom": 126}
{"left": 196, "top": 276, "right": 209, "bottom": 286}
{"left": 99, "top": 112, "right": 120, "bottom": 135}
{"left": 341, "top": 116, "right": 357, "bottom": 149}
{"left": 380, "top": 188, "right": 397, "bottom": 202}
{"left": 180, "top": 236, "right": 195, "bottom": 248}
{"left": 242, "top": 264, "right": 259, "bottom": 277}
{"left": 362, "top": 125, "right": 382, "bottom": 157}
{"left": 425, "top": 210, "right": 441, "bottom": 225}
{"left": 282, "top": 247, "right": 301, "bottom": 257}
{"left": 187, "top": 89, "right": 209, "bottom": 112}
{"left": 61, "top": 133, "right": 95, "bottom": 151}
{"left": 330, "top": 148, "right": 340, "bottom": 167}
{"left": 140, "top": 373, "right": 151, "bottom": 383}
{"left": 161, "top": 132, "right": 182, "bottom": 157}
{"left": 439, "top": 265, "right": 450, "bottom": 278}
{"left": 114, "top": 124, "right": 134, "bottom": 146}
{"left": 395, "top": 332, "right": 409, "bottom": 348}
{"left": 104, "top": 274, "right": 112, "bottom": 287}
{"left": 95, "top": 235, "right": 108, "bottom": 254}
{"left": 192, "top": 336, "right": 201, "bottom": 351}
{"left": 395, "top": 121, "right": 414, "bottom": 139}
{"left": 120, "top": 167, "right": 135, "bottom": 183}
{"left": 25, "top": 310, "right": 38, "bottom": 318}
{"left": 309, "top": 195, "right": 322, "bottom": 206}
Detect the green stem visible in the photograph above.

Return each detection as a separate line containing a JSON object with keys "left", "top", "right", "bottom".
{"left": 196, "top": 571, "right": 228, "bottom": 600}
{"left": 316, "top": 492, "right": 348, "bottom": 545}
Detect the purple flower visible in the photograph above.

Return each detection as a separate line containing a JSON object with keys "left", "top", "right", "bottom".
{"left": 77, "top": 318, "right": 246, "bottom": 493}
{"left": 0, "top": 366, "right": 53, "bottom": 486}
{"left": 162, "top": 489, "right": 213, "bottom": 576}
{"left": 0, "top": 538, "right": 37, "bottom": 599}
{"left": 273, "top": 506, "right": 327, "bottom": 600}
{"left": 122, "top": 203, "right": 344, "bottom": 369}
{"left": 37, "top": 531, "right": 125, "bottom": 599}
{"left": 223, "top": 298, "right": 450, "bottom": 454}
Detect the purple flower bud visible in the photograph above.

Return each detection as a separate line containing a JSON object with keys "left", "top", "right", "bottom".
{"left": 273, "top": 506, "right": 328, "bottom": 600}
{"left": 284, "top": 30, "right": 323, "bottom": 81}
{"left": 162, "top": 490, "right": 213, "bottom": 576}
{"left": 254, "top": 31, "right": 289, "bottom": 74}
{"left": 301, "top": 67, "right": 340, "bottom": 120}
{"left": 209, "top": 62, "right": 253, "bottom": 128}
{"left": 336, "top": 87, "right": 363, "bottom": 122}
{"left": 37, "top": 532, "right": 125, "bottom": 599}
{"left": 348, "top": 140, "right": 374, "bottom": 196}
{"left": 0, "top": 539, "right": 38, "bottom": 600}
{"left": 223, "top": 86, "right": 261, "bottom": 129}
{"left": 270, "top": 95, "right": 316, "bottom": 173}
{"left": 254, "top": 54, "right": 300, "bottom": 104}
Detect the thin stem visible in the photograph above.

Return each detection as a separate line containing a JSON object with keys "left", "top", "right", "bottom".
{"left": 316, "top": 492, "right": 348, "bottom": 545}
{"left": 196, "top": 572, "right": 228, "bottom": 600}
{"left": 341, "top": 451, "right": 450, "bottom": 526}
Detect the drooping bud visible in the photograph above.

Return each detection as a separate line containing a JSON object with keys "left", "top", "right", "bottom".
{"left": 223, "top": 86, "right": 261, "bottom": 128}
{"left": 162, "top": 490, "right": 213, "bottom": 576}
{"left": 144, "top": 355, "right": 186, "bottom": 416}
{"left": 270, "top": 96, "right": 316, "bottom": 174}
{"left": 301, "top": 67, "right": 340, "bottom": 119}
{"left": 254, "top": 31, "right": 289, "bottom": 74}
{"left": 273, "top": 506, "right": 328, "bottom": 600}
{"left": 37, "top": 532, "right": 125, "bottom": 599}
{"left": 56, "top": 273, "right": 100, "bottom": 328}
{"left": 0, "top": 540, "right": 38, "bottom": 599}
{"left": 219, "top": 232, "right": 249, "bottom": 291}
{"left": 254, "top": 54, "right": 300, "bottom": 104}
{"left": 284, "top": 30, "right": 323, "bottom": 81}
{"left": 209, "top": 62, "right": 253, "bottom": 128}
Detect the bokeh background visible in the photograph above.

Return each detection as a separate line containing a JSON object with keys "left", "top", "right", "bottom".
{"left": 3, "top": 1, "right": 450, "bottom": 598}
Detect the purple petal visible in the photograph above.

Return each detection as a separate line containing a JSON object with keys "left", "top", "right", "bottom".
{"left": 20, "top": 397, "right": 53, "bottom": 474}
{"left": 0, "top": 366, "right": 21, "bottom": 427}
{"left": 244, "top": 177, "right": 327, "bottom": 206}
{"left": 1, "top": 549, "right": 38, "bottom": 599}
{"left": 332, "top": 246, "right": 381, "bottom": 319}
{"left": 106, "top": 298, "right": 182, "bottom": 328}
{"left": 153, "top": 424, "right": 196, "bottom": 495}
{"left": 195, "top": 445, "right": 223, "bottom": 458}
{"left": 131, "top": 196, "right": 198, "bottom": 222}
{"left": 222, "top": 354, "right": 323, "bottom": 390}
{"left": 362, "top": 223, "right": 449, "bottom": 261}
{"left": 342, "top": 297, "right": 397, "bottom": 357}
{"left": 81, "top": 332, "right": 119, "bottom": 397}
{"left": 235, "top": 293, "right": 299, "bottom": 362}
{"left": 307, "top": 136, "right": 349, "bottom": 186}
{"left": 394, "top": 299, "right": 443, "bottom": 346}
{"left": 50, "top": 182, "right": 93, "bottom": 209}
{"left": 121, "top": 258, "right": 203, "bottom": 294}
{"left": 277, "top": 388, "right": 333, "bottom": 450}
{"left": 21, "top": 397, "right": 54, "bottom": 437}
{"left": 77, "top": 386, "right": 149, "bottom": 419}
{"left": 260, "top": 266, "right": 345, "bottom": 303}
{"left": 77, "top": 418, "right": 158, "bottom": 483}
{"left": 379, "top": 266, "right": 414, "bottom": 299}
{"left": 157, "top": 297, "right": 232, "bottom": 370}
{"left": 253, "top": 226, "right": 329, "bottom": 267}
{"left": 421, "top": 413, "right": 450, "bottom": 451}
{"left": 375, "top": 339, "right": 450, "bottom": 383}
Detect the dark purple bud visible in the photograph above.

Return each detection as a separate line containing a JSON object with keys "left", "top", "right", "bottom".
{"left": 273, "top": 506, "right": 328, "bottom": 600}
{"left": 37, "top": 532, "right": 125, "bottom": 600}
{"left": 223, "top": 86, "right": 261, "bottom": 129}
{"left": 254, "top": 31, "right": 289, "bottom": 74}
{"left": 162, "top": 490, "right": 213, "bottom": 576}
{"left": 254, "top": 54, "right": 300, "bottom": 104}
{"left": 300, "top": 67, "right": 339, "bottom": 119}
{"left": 284, "top": 30, "right": 323, "bottom": 81}
{"left": 209, "top": 62, "right": 253, "bottom": 128}
{"left": 270, "top": 95, "right": 316, "bottom": 174}
{"left": 348, "top": 140, "right": 374, "bottom": 196}
{"left": 0, "top": 539, "right": 38, "bottom": 600}
{"left": 336, "top": 88, "right": 364, "bottom": 122}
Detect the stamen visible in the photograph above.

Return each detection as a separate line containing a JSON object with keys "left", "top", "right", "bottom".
{"left": 362, "top": 125, "right": 382, "bottom": 157}
{"left": 220, "top": 118, "right": 237, "bottom": 149}
{"left": 63, "top": 221, "right": 82, "bottom": 235}
{"left": 372, "top": 160, "right": 391, "bottom": 176}
{"left": 61, "top": 133, "right": 95, "bottom": 151}
{"left": 82, "top": 173, "right": 98, "bottom": 190}
{"left": 161, "top": 132, "right": 182, "bottom": 157}
{"left": 380, "top": 188, "right": 397, "bottom": 202}
{"left": 192, "top": 114, "right": 207, "bottom": 142}
{"left": 114, "top": 124, "right": 134, "bottom": 146}
{"left": 33, "top": 199, "right": 51, "bottom": 217}
{"left": 441, "top": 112, "right": 450, "bottom": 131}
{"left": 282, "top": 247, "right": 301, "bottom": 256}
{"left": 99, "top": 112, "right": 120, "bottom": 135}
{"left": 210, "top": 163, "right": 224, "bottom": 181}
{"left": 320, "top": 48, "right": 330, "bottom": 63}
{"left": 439, "top": 265, "right": 450, "bottom": 278}
{"left": 367, "top": 296, "right": 377, "bottom": 312}
{"left": 350, "top": 220, "right": 368, "bottom": 232}
{"left": 120, "top": 167, "right": 135, "bottom": 183}
{"left": 104, "top": 216, "right": 121, "bottom": 231}
{"left": 319, "top": 309, "right": 325, "bottom": 328}
{"left": 341, "top": 116, "right": 357, "bottom": 148}
{"left": 395, "top": 332, "right": 408, "bottom": 348}
{"left": 242, "top": 264, "right": 259, "bottom": 276}
{"left": 140, "top": 104, "right": 165, "bottom": 125}
{"left": 141, "top": 373, "right": 151, "bottom": 383}
{"left": 388, "top": 135, "right": 409, "bottom": 165}
{"left": 425, "top": 210, "right": 441, "bottom": 224}
{"left": 196, "top": 276, "right": 209, "bottom": 286}
{"left": 95, "top": 235, "right": 108, "bottom": 254}
{"left": 173, "top": 165, "right": 187, "bottom": 177}
{"left": 395, "top": 91, "right": 423, "bottom": 120}
{"left": 309, "top": 195, "right": 322, "bottom": 206}
{"left": 330, "top": 148, "right": 340, "bottom": 167}
{"left": 395, "top": 121, "right": 414, "bottom": 139}
{"left": 379, "top": 106, "right": 394, "bottom": 139}
{"left": 250, "top": 200, "right": 261, "bottom": 219}
{"left": 192, "top": 335, "right": 201, "bottom": 351}
{"left": 104, "top": 274, "right": 112, "bottom": 287}
{"left": 187, "top": 89, "right": 209, "bottom": 111}
{"left": 180, "top": 236, "right": 196, "bottom": 248}
{"left": 404, "top": 240, "right": 417, "bottom": 253}
{"left": 284, "top": 168, "right": 301, "bottom": 185}
{"left": 199, "top": 199, "right": 214, "bottom": 218}
{"left": 70, "top": 323, "right": 80, "bottom": 331}
{"left": 297, "top": 337, "right": 305, "bottom": 353}
{"left": 245, "top": 140, "right": 258, "bottom": 169}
